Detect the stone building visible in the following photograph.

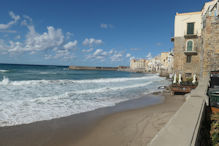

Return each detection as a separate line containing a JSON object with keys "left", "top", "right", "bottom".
{"left": 172, "top": 11, "right": 202, "bottom": 79}
{"left": 201, "top": 0, "right": 219, "bottom": 76}
{"left": 130, "top": 59, "right": 147, "bottom": 71}
{"left": 172, "top": 0, "right": 219, "bottom": 79}
{"left": 160, "top": 52, "right": 170, "bottom": 70}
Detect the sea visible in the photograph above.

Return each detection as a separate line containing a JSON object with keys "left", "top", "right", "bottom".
{"left": 0, "top": 64, "right": 170, "bottom": 127}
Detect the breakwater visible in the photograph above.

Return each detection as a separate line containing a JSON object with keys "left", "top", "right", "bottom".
{"left": 69, "top": 66, "right": 118, "bottom": 71}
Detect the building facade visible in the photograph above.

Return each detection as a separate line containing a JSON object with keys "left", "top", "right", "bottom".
{"left": 172, "top": 0, "right": 219, "bottom": 79}
{"left": 130, "top": 59, "right": 147, "bottom": 71}
{"left": 201, "top": 0, "right": 219, "bottom": 76}
{"left": 173, "top": 11, "right": 202, "bottom": 79}
{"left": 160, "top": 52, "right": 169, "bottom": 70}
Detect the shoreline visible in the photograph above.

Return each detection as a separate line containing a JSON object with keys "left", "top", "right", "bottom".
{"left": 0, "top": 92, "right": 185, "bottom": 146}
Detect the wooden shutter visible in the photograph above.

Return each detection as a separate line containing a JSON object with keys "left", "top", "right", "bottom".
{"left": 187, "top": 41, "right": 193, "bottom": 51}
{"left": 187, "top": 23, "right": 194, "bottom": 35}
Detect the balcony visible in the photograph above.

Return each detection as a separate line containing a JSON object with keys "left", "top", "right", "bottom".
{"left": 184, "top": 31, "right": 198, "bottom": 39}
{"left": 184, "top": 48, "right": 198, "bottom": 55}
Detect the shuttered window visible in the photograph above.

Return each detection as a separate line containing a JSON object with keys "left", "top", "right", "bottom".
{"left": 186, "top": 56, "right": 192, "bottom": 63}
{"left": 187, "top": 23, "right": 194, "bottom": 35}
{"left": 187, "top": 40, "right": 193, "bottom": 51}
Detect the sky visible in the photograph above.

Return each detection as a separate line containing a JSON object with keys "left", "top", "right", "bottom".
{"left": 0, "top": 0, "right": 210, "bottom": 66}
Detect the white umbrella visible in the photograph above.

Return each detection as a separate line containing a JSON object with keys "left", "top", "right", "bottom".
{"left": 173, "top": 73, "right": 177, "bottom": 84}
{"left": 178, "top": 74, "right": 182, "bottom": 84}
{"left": 192, "top": 74, "right": 196, "bottom": 84}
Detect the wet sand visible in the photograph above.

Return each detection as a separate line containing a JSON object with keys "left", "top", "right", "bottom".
{"left": 0, "top": 93, "right": 185, "bottom": 146}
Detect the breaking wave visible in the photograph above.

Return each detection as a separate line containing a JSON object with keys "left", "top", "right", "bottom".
{"left": 0, "top": 73, "right": 169, "bottom": 127}
{"left": 0, "top": 75, "right": 159, "bottom": 86}
{"left": 0, "top": 70, "right": 9, "bottom": 73}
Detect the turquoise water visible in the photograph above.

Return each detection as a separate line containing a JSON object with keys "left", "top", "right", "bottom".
{"left": 0, "top": 64, "right": 169, "bottom": 127}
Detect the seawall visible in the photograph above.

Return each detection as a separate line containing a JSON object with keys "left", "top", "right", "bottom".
{"left": 148, "top": 75, "right": 210, "bottom": 146}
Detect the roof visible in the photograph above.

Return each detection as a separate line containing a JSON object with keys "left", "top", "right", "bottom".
{"left": 176, "top": 11, "right": 202, "bottom": 16}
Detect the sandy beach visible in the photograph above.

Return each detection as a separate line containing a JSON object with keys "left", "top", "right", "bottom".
{"left": 0, "top": 92, "right": 185, "bottom": 146}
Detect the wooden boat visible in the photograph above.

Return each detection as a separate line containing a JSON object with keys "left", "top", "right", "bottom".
{"left": 171, "top": 84, "right": 197, "bottom": 94}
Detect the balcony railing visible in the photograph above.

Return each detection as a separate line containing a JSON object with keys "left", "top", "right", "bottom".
{"left": 184, "top": 31, "right": 198, "bottom": 39}
{"left": 184, "top": 47, "right": 198, "bottom": 55}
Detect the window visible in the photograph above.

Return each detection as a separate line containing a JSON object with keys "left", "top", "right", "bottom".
{"left": 186, "top": 55, "right": 192, "bottom": 63}
{"left": 185, "top": 73, "right": 192, "bottom": 78}
{"left": 187, "top": 23, "right": 194, "bottom": 35}
{"left": 187, "top": 40, "right": 193, "bottom": 51}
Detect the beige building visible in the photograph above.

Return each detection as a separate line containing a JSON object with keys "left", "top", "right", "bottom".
{"left": 173, "top": 11, "right": 202, "bottom": 79}
{"left": 160, "top": 52, "right": 169, "bottom": 70}
{"left": 146, "top": 55, "right": 161, "bottom": 72}
{"left": 145, "top": 52, "right": 173, "bottom": 74}
{"left": 172, "top": 0, "right": 219, "bottom": 79}
{"left": 130, "top": 59, "right": 147, "bottom": 71}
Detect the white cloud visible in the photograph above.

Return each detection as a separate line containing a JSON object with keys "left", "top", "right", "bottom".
{"left": 29, "top": 51, "right": 36, "bottom": 55}
{"left": 82, "top": 38, "right": 103, "bottom": 46}
{"left": 9, "top": 11, "right": 20, "bottom": 22}
{"left": 100, "top": 24, "right": 108, "bottom": 29}
{"left": 6, "top": 25, "right": 64, "bottom": 52}
{"left": 146, "top": 52, "right": 152, "bottom": 60}
{"left": 54, "top": 49, "right": 70, "bottom": 59}
{"left": 22, "top": 26, "right": 64, "bottom": 52}
{"left": 93, "top": 49, "right": 103, "bottom": 56}
{"left": 0, "top": 13, "right": 78, "bottom": 60}
{"left": 101, "top": 51, "right": 108, "bottom": 56}
{"left": 23, "top": 15, "right": 32, "bottom": 22}
{"left": 85, "top": 48, "right": 124, "bottom": 62}
{"left": 0, "top": 11, "right": 20, "bottom": 30}
{"left": 15, "top": 35, "right": 21, "bottom": 39}
{"left": 109, "top": 49, "right": 114, "bottom": 54}
{"left": 126, "top": 53, "right": 131, "bottom": 58}
{"left": 66, "top": 32, "right": 73, "bottom": 39}
{"left": 100, "top": 23, "right": 113, "bottom": 29}
{"left": 130, "top": 48, "right": 140, "bottom": 51}
{"left": 0, "top": 30, "right": 17, "bottom": 33}
{"left": 64, "top": 40, "right": 77, "bottom": 49}
{"left": 111, "top": 52, "right": 123, "bottom": 62}
{"left": 0, "top": 40, "right": 9, "bottom": 52}
{"left": 82, "top": 48, "right": 93, "bottom": 53}
{"left": 44, "top": 54, "right": 53, "bottom": 60}
{"left": 130, "top": 56, "right": 135, "bottom": 60}
{"left": 86, "top": 49, "right": 105, "bottom": 61}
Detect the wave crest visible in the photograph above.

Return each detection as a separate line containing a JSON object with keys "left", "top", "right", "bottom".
{"left": 0, "top": 76, "right": 10, "bottom": 85}
{"left": 0, "top": 75, "right": 160, "bottom": 86}
{"left": 0, "top": 70, "right": 9, "bottom": 73}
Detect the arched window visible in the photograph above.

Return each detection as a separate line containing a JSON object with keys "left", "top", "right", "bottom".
{"left": 187, "top": 40, "right": 193, "bottom": 51}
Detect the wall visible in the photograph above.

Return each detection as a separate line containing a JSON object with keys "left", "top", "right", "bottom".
{"left": 130, "top": 59, "right": 147, "bottom": 70}
{"left": 175, "top": 12, "right": 202, "bottom": 37}
{"left": 202, "top": 0, "right": 217, "bottom": 16}
{"left": 202, "top": 15, "right": 219, "bottom": 77}
{"left": 173, "top": 36, "right": 202, "bottom": 78}
{"left": 160, "top": 52, "right": 169, "bottom": 69}
{"left": 148, "top": 76, "right": 210, "bottom": 146}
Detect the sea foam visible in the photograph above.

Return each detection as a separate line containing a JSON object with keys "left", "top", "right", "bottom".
{"left": 0, "top": 74, "right": 169, "bottom": 127}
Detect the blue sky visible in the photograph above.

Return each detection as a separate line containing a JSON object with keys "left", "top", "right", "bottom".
{"left": 0, "top": 0, "right": 209, "bottom": 66}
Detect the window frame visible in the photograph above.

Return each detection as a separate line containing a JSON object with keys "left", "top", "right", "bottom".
{"left": 186, "top": 40, "right": 194, "bottom": 52}
{"left": 187, "top": 22, "right": 195, "bottom": 35}
{"left": 186, "top": 55, "right": 192, "bottom": 63}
